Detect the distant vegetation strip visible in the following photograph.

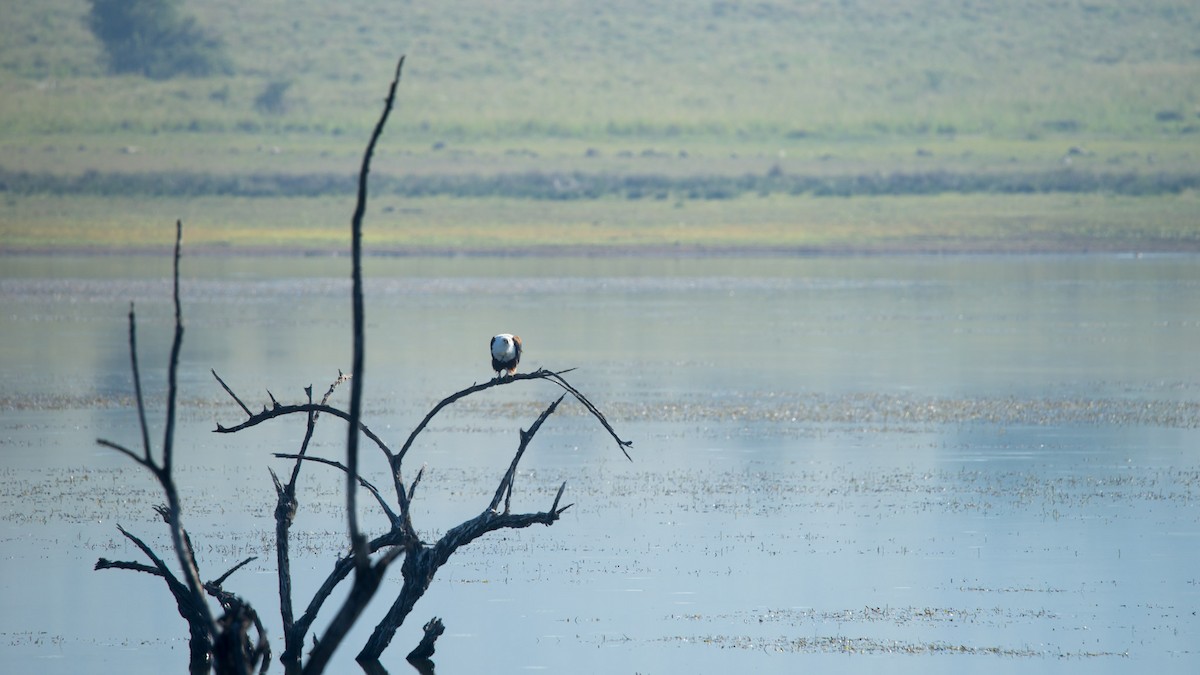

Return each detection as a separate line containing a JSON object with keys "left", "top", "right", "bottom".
{"left": 2, "top": 167, "right": 1198, "bottom": 200}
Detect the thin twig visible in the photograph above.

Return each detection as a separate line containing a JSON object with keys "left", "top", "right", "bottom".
{"left": 95, "top": 558, "right": 159, "bottom": 575}
{"left": 211, "top": 556, "right": 257, "bottom": 587}
{"left": 407, "top": 466, "right": 425, "bottom": 504}
{"left": 278, "top": 372, "right": 347, "bottom": 663}
{"left": 274, "top": 453, "right": 401, "bottom": 526}
{"left": 396, "top": 367, "right": 576, "bottom": 464}
{"left": 543, "top": 370, "right": 633, "bottom": 460}
{"left": 96, "top": 438, "right": 154, "bottom": 472}
{"left": 214, "top": 402, "right": 395, "bottom": 457}
{"left": 211, "top": 369, "right": 253, "bottom": 417}
{"left": 111, "top": 525, "right": 195, "bottom": 612}
{"left": 154, "top": 220, "right": 213, "bottom": 639}
{"left": 290, "top": 371, "right": 351, "bottom": 489}
{"left": 490, "top": 395, "right": 564, "bottom": 514}
{"left": 127, "top": 303, "right": 152, "bottom": 462}
{"left": 550, "top": 481, "right": 571, "bottom": 514}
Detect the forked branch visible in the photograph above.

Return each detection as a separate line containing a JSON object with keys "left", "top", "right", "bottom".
{"left": 95, "top": 525, "right": 263, "bottom": 672}
{"left": 95, "top": 220, "right": 220, "bottom": 670}
{"left": 356, "top": 397, "right": 573, "bottom": 662}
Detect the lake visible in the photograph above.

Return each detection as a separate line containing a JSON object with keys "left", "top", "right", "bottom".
{"left": 1, "top": 253, "right": 1198, "bottom": 674}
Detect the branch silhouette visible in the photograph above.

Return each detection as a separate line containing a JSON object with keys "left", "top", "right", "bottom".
{"left": 94, "top": 220, "right": 252, "bottom": 673}
{"left": 91, "top": 53, "right": 630, "bottom": 674}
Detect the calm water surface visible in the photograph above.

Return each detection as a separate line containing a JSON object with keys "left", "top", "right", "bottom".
{"left": 1, "top": 254, "right": 1197, "bottom": 674}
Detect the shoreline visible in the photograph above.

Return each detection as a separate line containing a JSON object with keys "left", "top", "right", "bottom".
{"left": 3, "top": 241, "right": 1195, "bottom": 259}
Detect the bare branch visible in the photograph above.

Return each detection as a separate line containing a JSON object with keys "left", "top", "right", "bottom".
{"left": 211, "top": 369, "right": 253, "bottom": 417}
{"left": 290, "top": 370, "right": 349, "bottom": 489}
{"left": 321, "top": 370, "right": 351, "bottom": 404}
{"left": 95, "top": 557, "right": 160, "bottom": 575}
{"left": 356, "top": 496, "right": 569, "bottom": 662}
{"left": 343, "top": 55, "right": 404, "bottom": 565}
{"left": 274, "top": 453, "right": 401, "bottom": 526}
{"left": 219, "top": 400, "right": 389, "bottom": 446}
{"left": 269, "top": 467, "right": 284, "bottom": 497}
{"left": 163, "top": 219, "right": 184, "bottom": 475}
{"left": 396, "top": 367, "right": 576, "bottom": 464}
{"left": 386, "top": 367, "right": 633, "bottom": 483}
{"left": 143, "top": 220, "right": 214, "bottom": 639}
{"left": 96, "top": 438, "right": 156, "bottom": 472}
{"left": 357, "top": 400, "right": 572, "bottom": 662}
{"left": 299, "top": 56, "right": 407, "bottom": 675}
{"left": 542, "top": 370, "right": 634, "bottom": 460}
{"left": 98, "top": 528, "right": 265, "bottom": 674}
{"left": 281, "top": 528, "right": 407, "bottom": 665}
{"left": 490, "top": 395, "right": 564, "bottom": 514}
{"left": 127, "top": 303, "right": 153, "bottom": 462}
{"left": 551, "top": 481, "right": 572, "bottom": 515}
{"left": 277, "top": 372, "right": 346, "bottom": 665}
{"left": 104, "top": 525, "right": 209, "bottom": 635}
{"left": 211, "top": 556, "right": 257, "bottom": 588}
{"left": 407, "top": 465, "right": 425, "bottom": 503}
{"left": 215, "top": 402, "right": 395, "bottom": 457}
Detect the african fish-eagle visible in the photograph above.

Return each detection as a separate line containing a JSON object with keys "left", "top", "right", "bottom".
{"left": 490, "top": 333, "right": 522, "bottom": 378}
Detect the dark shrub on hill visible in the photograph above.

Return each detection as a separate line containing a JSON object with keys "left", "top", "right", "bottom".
{"left": 87, "top": 0, "right": 232, "bottom": 79}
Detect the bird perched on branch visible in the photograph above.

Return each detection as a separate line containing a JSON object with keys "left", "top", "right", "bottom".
{"left": 490, "top": 333, "right": 522, "bottom": 378}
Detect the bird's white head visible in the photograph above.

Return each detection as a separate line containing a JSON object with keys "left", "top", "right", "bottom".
{"left": 491, "top": 333, "right": 517, "bottom": 361}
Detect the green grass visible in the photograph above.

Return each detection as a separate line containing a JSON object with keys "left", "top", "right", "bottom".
{"left": 2, "top": 1, "right": 1198, "bottom": 254}
{"left": 4, "top": 192, "right": 1197, "bottom": 254}
{"left": 3, "top": 0, "right": 1200, "bottom": 140}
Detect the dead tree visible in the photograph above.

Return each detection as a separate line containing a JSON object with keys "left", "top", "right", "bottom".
{"left": 210, "top": 54, "right": 632, "bottom": 670}
{"left": 214, "top": 366, "right": 630, "bottom": 668}
{"left": 92, "top": 54, "right": 631, "bottom": 673}
{"left": 94, "top": 220, "right": 269, "bottom": 675}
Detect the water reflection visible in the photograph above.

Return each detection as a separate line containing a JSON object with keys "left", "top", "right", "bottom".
{"left": 1, "top": 254, "right": 1198, "bottom": 674}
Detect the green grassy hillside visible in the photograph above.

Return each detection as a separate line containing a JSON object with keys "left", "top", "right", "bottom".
{"left": 4, "top": 0, "right": 1198, "bottom": 139}
{"left": 1, "top": 0, "right": 1198, "bottom": 252}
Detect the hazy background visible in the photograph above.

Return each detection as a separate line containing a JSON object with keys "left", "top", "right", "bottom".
{"left": 1, "top": 0, "right": 1198, "bottom": 252}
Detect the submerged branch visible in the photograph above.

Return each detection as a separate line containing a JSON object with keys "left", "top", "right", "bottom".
{"left": 281, "top": 528, "right": 407, "bottom": 665}
{"left": 97, "top": 525, "right": 212, "bottom": 668}
{"left": 406, "top": 616, "right": 445, "bottom": 662}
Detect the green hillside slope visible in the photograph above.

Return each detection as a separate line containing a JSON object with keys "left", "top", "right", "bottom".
{"left": 4, "top": 0, "right": 1198, "bottom": 139}
{"left": 1, "top": 0, "right": 1197, "bottom": 252}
